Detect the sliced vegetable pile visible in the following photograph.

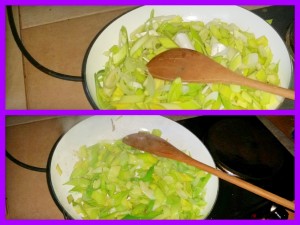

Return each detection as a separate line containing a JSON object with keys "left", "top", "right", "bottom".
{"left": 64, "top": 132, "right": 211, "bottom": 219}
{"left": 95, "top": 10, "right": 281, "bottom": 109}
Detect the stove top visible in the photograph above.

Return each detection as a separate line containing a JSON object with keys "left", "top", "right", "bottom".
{"left": 178, "top": 116, "right": 294, "bottom": 219}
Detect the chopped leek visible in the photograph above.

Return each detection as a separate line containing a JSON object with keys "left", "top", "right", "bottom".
{"left": 95, "top": 10, "right": 282, "bottom": 109}
{"left": 65, "top": 131, "right": 210, "bottom": 219}
{"left": 56, "top": 163, "right": 62, "bottom": 176}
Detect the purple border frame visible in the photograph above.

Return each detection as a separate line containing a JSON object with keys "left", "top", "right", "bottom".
{"left": 2, "top": 0, "right": 298, "bottom": 224}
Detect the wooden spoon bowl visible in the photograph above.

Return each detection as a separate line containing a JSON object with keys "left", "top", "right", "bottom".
{"left": 147, "top": 48, "right": 294, "bottom": 100}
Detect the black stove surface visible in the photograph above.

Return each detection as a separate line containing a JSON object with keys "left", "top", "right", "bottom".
{"left": 177, "top": 116, "right": 294, "bottom": 219}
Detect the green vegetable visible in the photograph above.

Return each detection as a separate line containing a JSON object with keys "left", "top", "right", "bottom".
{"left": 266, "top": 19, "right": 273, "bottom": 25}
{"left": 151, "top": 129, "right": 162, "bottom": 137}
{"left": 56, "top": 164, "right": 62, "bottom": 176}
{"left": 66, "top": 131, "right": 210, "bottom": 219}
{"left": 95, "top": 10, "right": 281, "bottom": 109}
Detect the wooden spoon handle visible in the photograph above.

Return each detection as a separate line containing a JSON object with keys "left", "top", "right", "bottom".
{"left": 184, "top": 156, "right": 295, "bottom": 211}
{"left": 225, "top": 73, "right": 295, "bottom": 100}
{"left": 123, "top": 132, "right": 294, "bottom": 211}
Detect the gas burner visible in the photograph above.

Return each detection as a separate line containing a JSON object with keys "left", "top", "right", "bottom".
{"left": 178, "top": 116, "right": 294, "bottom": 219}
{"left": 204, "top": 118, "right": 284, "bottom": 181}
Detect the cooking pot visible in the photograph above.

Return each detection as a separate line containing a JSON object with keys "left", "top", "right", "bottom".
{"left": 47, "top": 116, "right": 219, "bottom": 219}
{"left": 82, "top": 6, "right": 292, "bottom": 109}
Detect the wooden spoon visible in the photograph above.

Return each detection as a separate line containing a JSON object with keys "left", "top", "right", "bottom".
{"left": 147, "top": 48, "right": 294, "bottom": 100}
{"left": 123, "top": 132, "right": 295, "bottom": 211}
